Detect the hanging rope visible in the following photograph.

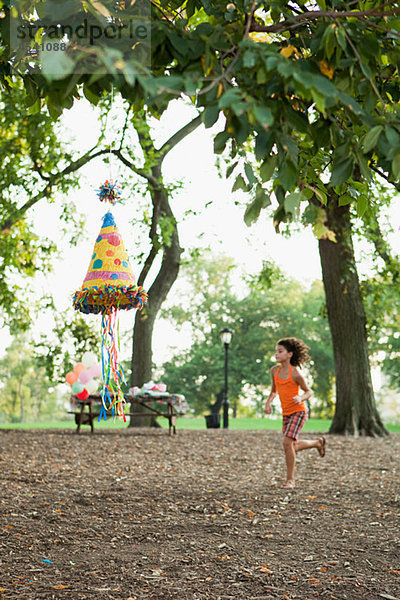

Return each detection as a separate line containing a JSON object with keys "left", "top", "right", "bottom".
{"left": 109, "top": 84, "right": 114, "bottom": 182}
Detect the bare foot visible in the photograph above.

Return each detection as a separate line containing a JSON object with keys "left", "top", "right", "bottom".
{"left": 281, "top": 480, "right": 295, "bottom": 489}
{"left": 317, "top": 436, "right": 326, "bottom": 457}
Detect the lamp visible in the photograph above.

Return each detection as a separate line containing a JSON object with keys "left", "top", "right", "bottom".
{"left": 219, "top": 327, "right": 233, "bottom": 429}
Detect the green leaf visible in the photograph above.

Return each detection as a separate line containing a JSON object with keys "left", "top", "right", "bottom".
{"left": 218, "top": 89, "right": 242, "bottom": 109}
{"left": 360, "top": 61, "right": 372, "bottom": 80}
{"left": 277, "top": 61, "right": 294, "bottom": 78}
{"left": 243, "top": 49, "right": 256, "bottom": 68}
{"left": 23, "top": 77, "right": 39, "bottom": 108}
{"left": 312, "top": 75, "right": 337, "bottom": 98}
{"left": 232, "top": 174, "right": 247, "bottom": 192}
{"left": 293, "top": 69, "right": 314, "bottom": 89}
{"left": 284, "top": 191, "right": 303, "bottom": 216}
{"left": 312, "top": 186, "right": 327, "bottom": 205}
{"left": 156, "top": 75, "right": 184, "bottom": 92}
{"left": 27, "top": 98, "right": 41, "bottom": 114}
{"left": 385, "top": 125, "right": 400, "bottom": 147}
{"left": 354, "top": 150, "right": 371, "bottom": 182}
{"left": 214, "top": 131, "right": 230, "bottom": 154}
{"left": 40, "top": 47, "right": 74, "bottom": 81}
{"left": 356, "top": 195, "right": 368, "bottom": 217}
{"left": 324, "top": 26, "right": 335, "bottom": 60}
{"left": 253, "top": 105, "right": 274, "bottom": 127}
{"left": 257, "top": 67, "right": 267, "bottom": 84}
{"left": 244, "top": 185, "right": 270, "bottom": 226}
{"left": 311, "top": 89, "right": 326, "bottom": 113}
{"left": 335, "top": 26, "right": 347, "bottom": 51}
{"left": 265, "top": 56, "right": 279, "bottom": 71}
{"left": 338, "top": 91, "right": 365, "bottom": 117}
{"left": 83, "top": 85, "right": 101, "bottom": 106}
{"left": 362, "top": 125, "right": 383, "bottom": 153}
{"left": 392, "top": 153, "right": 400, "bottom": 181}
{"left": 338, "top": 195, "right": 352, "bottom": 207}
{"left": 260, "top": 155, "right": 277, "bottom": 182}
{"left": 186, "top": 0, "right": 197, "bottom": 18}
{"left": 330, "top": 156, "right": 354, "bottom": 187}
{"left": 226, "top": 161, "right": 238, "bottom": 178}
{"left": 168, "top": 32, "right": 188, "bottom": 56}
{"left": 244, "top": 162, "right": 257, "bottom": 186}
{"left": 255, "top": 131, "right": 273, "bottom": 161}
{"left": 202, "top": 104, "right": 220, "bottom": 128}
{"left": 278, "top": 159, "right": 298, "bottom": 191}
{"left": 271, "top": 7, "right": 281, "bottom": 23}
{"left": 313, "top": 222, "right": 329, "bottom": 239}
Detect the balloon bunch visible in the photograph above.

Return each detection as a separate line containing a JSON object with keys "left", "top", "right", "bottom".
{"left": 65, "top": 351, "right": 102, "bottom": 401}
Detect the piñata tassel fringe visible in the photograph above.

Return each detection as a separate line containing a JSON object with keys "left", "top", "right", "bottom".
{"left": 98, "top": 310, "right": 126, "bottom": 422}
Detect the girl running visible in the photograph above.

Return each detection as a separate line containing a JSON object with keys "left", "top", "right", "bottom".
{"left": 264, "top": 337, "right": 326, "bottom": 489}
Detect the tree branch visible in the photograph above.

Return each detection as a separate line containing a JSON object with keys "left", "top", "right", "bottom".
{"left": 362, "top": 213, "right": 400, "bottom": 277}
{"left": 359, "top": 15, "right": 400, "bottom": 39}
{"left": 111, "top": 148, "right": 159, "bottom": 186}
{"left": 119, "top": 105, "right": 132, "bottom": 151}
{"left": 341, "top": 25, "right": 384, "bottom": 104}
{"left": 371, "top": 164, "right": 400, "bottom": 193}
{"left": 250, "top": 4, "right": 400, "bottom": 34}
{"left": 158, "top": 113, "right": 202, "bottom": 161}
{"left": 1, "top": 184, "right": 53, "bottom": 233}
{"left": 0, "top": 147, "right": 108, "bottom": 232}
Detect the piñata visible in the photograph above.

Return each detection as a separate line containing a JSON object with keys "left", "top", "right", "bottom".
{"left": 72, "top": 181, "right": 147, "bottom": 421}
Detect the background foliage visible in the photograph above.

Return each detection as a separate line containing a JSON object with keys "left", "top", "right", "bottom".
{"left": 160, "top": 253, "right": 335, "bottom": 417}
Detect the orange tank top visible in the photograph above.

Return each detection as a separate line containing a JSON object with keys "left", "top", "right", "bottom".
{"left": 274, "top": 364, "right": 306, "bottom": 416}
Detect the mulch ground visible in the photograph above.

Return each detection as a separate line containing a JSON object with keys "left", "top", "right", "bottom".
{"left": 0, "top": 427, "right": 399, "bottom": 600}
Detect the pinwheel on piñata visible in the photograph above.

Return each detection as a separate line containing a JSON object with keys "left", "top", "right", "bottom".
{"left": 72, "top": 181, "right": 147, "bottom": 422}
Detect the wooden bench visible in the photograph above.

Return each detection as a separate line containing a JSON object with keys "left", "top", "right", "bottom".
{"left": 68, "top": 399, "right": 100, "bottom": 434}
{"left": 127, "top": 393, "right": 180, "bottom": 435}
{"left": 69, "top": 394, "right": 183, "bottom": 435}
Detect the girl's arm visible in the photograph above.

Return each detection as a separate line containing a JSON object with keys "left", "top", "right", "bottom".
{"left": 292, "top": 367, "right": 313, "bottom": 403}
{"left": 264, "top": 367, "right": 278, "bottom": 414}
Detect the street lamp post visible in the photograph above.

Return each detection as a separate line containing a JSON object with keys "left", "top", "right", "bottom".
{"left": 219, "top": 327, "right": 233, "bottom": 429}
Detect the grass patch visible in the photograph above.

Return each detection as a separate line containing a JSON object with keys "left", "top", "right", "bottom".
{"left": 162, "top": 416, "right": 332, "bottom": 432}
{"left": 1, "top": 416, "right": 399, "bottom": 433}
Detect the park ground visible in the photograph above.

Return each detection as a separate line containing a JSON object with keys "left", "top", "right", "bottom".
{"left": 0, "top": 427, "right": 399, "bottom": 600}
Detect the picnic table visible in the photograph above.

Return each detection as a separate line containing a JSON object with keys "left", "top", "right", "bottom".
{"left": 69, "top": 391, "right": 188, "bottom": 435}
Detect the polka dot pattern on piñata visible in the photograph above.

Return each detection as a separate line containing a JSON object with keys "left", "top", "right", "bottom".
{"left": 72, "top": 211, "right": 148, "bottom": 314}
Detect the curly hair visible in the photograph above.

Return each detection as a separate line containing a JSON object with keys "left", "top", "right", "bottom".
{"left": 277, "top": 337, "right": 311, "bottom": 367}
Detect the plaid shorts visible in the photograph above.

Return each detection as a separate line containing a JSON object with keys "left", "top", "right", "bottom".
{"left": 282, "top": 410, "right": 308, "bottom": 441}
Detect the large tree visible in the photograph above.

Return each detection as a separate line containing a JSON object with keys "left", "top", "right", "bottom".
{"left": 2, "top": 0, "right": 400, "bottom": 434}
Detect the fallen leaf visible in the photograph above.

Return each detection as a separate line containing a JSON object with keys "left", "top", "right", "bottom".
{"left": 53, "top": 585, "right": 69, "bottom": 589}
{"left": 258, "top": 566, "right": 272, "bottom": 573}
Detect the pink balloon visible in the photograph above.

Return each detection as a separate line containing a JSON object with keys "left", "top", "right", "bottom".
{"left": 88, "top": 363, "right": 102, "bottom": 378}
{"left": 65, "top": 371, "right": 77, "bottom": 386}
{"left": 73, "top": 362, "right": 86, "bottom": 376}
{"left": 79, "top": 370, "right": 92, "bottom": 385}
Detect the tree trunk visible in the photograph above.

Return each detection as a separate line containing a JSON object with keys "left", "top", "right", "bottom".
{"left": 318, "top": 199, "right": 388, "bottom": 436}
{"left": 122, "top": 113, "right": 201, "bottom": 427}
{"left": 129, "top": 183, "right": 183, "bottom": 427}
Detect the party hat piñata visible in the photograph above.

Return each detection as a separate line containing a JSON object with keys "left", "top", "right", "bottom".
{"left": 72, "top": 182, "right": 147, "bottom": 421}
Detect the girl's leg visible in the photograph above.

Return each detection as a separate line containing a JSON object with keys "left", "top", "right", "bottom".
{"left": 295, "top": 437, "right": 325, "bottom": 456}
{"left": 282, "top": 435, "right": 296, "bottom": 486}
